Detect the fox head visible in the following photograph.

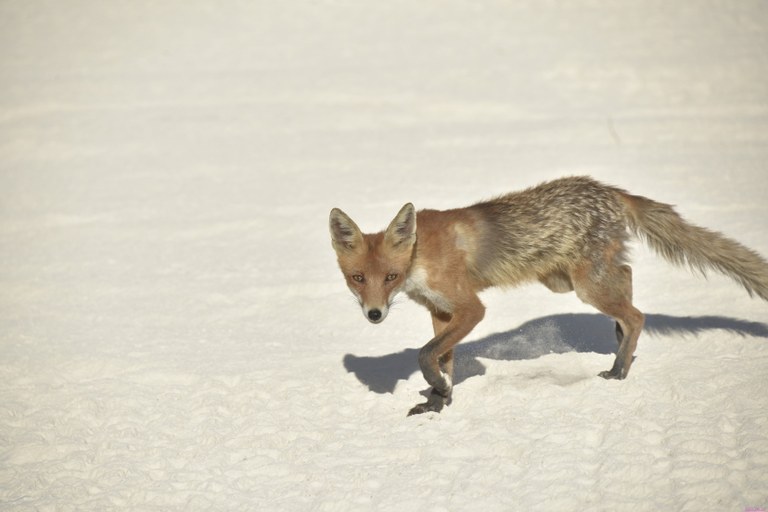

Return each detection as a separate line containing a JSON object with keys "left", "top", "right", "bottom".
{"left": 329, "top": 203, "right": 416, "bottom": 324}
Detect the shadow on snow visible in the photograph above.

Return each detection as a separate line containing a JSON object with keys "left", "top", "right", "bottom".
{"left": 342, "top": 313, "right": 768, "bottom": 394}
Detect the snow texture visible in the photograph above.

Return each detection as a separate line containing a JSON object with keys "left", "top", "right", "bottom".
{"left": 1, "top": 1, "right": 767, "bottom": 511}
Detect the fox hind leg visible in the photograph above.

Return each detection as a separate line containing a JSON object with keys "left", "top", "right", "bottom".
{"left": 573, "top": 263, "right": 645, "bottom": 380}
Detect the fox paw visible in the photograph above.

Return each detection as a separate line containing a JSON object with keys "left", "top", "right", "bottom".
{"left": 407, "top": 389, "right": 452, "bottom": 416}
{"left": 598, "top": 368, "right": 626, "bottom": 380}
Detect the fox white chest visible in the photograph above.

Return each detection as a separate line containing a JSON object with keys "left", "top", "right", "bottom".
{"left": 403, "top": 266, "right": 453, "bottom": 314}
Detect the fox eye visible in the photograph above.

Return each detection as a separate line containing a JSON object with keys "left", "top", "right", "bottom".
{"left": 351, "top": 274, "right": 365, "bottom": 283}
{"left": 385, "top": 273, "right": 398, "bottom": 282}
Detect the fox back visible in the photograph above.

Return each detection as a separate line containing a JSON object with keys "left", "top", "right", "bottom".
{"left": 465, "top": 176, "right": 630, "bottom": 288}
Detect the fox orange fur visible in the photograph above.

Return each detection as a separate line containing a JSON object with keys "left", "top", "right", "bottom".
{"left": 329, "top": 176, "right": 768, "bottom": 416}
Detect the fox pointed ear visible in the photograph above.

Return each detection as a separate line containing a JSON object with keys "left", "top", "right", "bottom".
{"left": 384, "top": 203, "right": 416, "bottom": 249}
{"left": 330, "top": 208, "right": 364, "bottom": 252}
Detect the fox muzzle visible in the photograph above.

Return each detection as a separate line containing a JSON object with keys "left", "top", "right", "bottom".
{"left": 363, "top": 306, "right": 388, "bottom": 324}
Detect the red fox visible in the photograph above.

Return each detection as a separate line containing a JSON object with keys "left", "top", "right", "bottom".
{"left": 329, "top": 176, "right": 768, "bottom": 416}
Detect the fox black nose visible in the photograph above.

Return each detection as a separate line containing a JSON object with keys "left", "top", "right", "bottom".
{"left": 367, "top": 309, "right": 382, "bottom": 322}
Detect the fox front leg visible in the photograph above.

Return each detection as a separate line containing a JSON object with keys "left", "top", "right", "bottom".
{"left": 407, "top": 300, "right": 485, "bottom": 416}
{"left": 407, "top": 343, "right": 454, "bottom": 416}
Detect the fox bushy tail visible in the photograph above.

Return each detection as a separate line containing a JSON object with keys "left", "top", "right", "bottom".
{"left": 620, "top": 192, "right": 768, "bottom": 302}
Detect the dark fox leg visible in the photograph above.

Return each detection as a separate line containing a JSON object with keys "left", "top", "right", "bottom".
{"left": 431, "top": 312, "right": 454, "bottom": 381}
{"left": 439, "top": 350, "right": 454, "bottom": 380}
{"left": 573, "top": 264, "right": 645, "bottom": 380}
{"left": 408, "top": 298, "right": 485, "bottom": 416}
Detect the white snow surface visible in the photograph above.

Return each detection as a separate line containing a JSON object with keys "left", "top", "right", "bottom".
{"left": 2, "top": 1, "right": 768, "bottom": 510}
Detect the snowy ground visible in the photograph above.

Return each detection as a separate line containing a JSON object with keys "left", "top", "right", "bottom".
{"left": 1, "top": 1, "right": 767, "bottom": 510}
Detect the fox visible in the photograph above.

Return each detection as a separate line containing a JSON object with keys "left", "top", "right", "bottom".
{"left": 329, "top": 176, "right": 768, "bottom": 416}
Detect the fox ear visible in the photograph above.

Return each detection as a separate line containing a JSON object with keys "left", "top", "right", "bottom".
{"left": 384, "top": 203, "right": 416, "bottom": 249}
{"left": 330, "top": 208, "right": 364, "bottom": 252}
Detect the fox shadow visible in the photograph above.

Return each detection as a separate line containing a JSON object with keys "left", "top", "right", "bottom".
{"left": 342, "top": 313, "right": 768, "bottom": 394}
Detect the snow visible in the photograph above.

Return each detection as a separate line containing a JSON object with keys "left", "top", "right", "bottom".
{"left": 1, "top": 0, "right": 767, "bottom": 510}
